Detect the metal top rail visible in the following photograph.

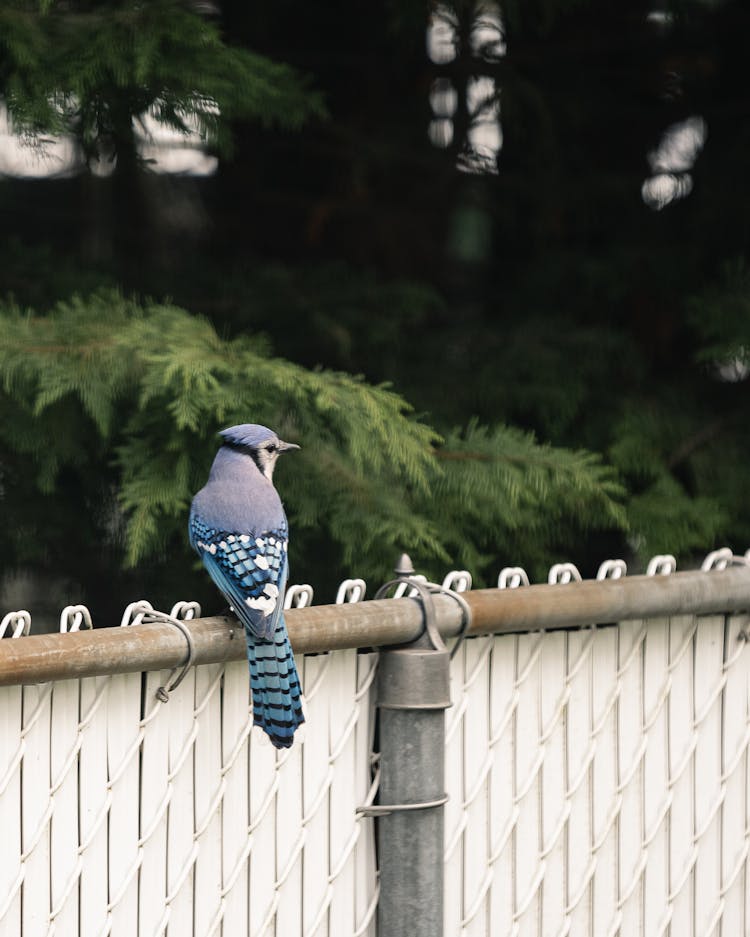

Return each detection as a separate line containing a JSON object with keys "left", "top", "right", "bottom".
{"left": 1, "top": 565, "right": 749, "bottom": 688}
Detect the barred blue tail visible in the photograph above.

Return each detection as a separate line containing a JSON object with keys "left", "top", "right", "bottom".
{"left": 245, "top": 616, "right": 304, "bottom": 748}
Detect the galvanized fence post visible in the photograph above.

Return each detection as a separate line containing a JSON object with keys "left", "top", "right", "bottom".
{"left": 370, "top": 556, "right": 461, "bottom": 937}
{"left": 376, "top": 634, "right": 450, "bottom": 937}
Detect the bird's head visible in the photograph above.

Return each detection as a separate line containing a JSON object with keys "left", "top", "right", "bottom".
{"left": 219, "top": 423, "right": 300, "bottom": 481}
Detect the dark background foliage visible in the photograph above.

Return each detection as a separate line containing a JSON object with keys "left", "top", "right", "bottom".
{"left": 1, "top": 0, "right": 748, "bottom": 626}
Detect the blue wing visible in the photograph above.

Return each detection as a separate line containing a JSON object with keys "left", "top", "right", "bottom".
{"left": 190, "top": 513, "right": 288, "bottom": 640}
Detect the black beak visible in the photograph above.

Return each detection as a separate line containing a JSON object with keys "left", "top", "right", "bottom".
{"left": 277, "top": 440, "right": 301, "bottom": 452}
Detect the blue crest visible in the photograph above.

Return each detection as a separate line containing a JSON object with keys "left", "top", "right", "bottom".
{"left": 219, "top": 423, "right": 276, "bottom": 448}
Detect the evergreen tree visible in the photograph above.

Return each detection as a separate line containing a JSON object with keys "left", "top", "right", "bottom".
{"left": 0, "top": 0, "right": 325, "bottom": 276}
{"left": 0, "top": 292, "right": 625, "bottom": 611}
{"left": 0, "top": 0, "right": 324, "bottom": 159}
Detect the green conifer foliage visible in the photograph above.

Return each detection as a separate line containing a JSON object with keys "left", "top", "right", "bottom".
{"left": 0, "top": 0, "right": 325, "bottom": 163}
{"left": 0, "top": 292, "right": 626, "bottom": 588}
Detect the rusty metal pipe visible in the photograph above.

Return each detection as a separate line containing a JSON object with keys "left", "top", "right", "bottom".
{"left": 1, "top": 566, "right": 749, "bottom": 687}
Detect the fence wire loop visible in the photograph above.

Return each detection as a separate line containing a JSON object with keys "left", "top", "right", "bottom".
{"left": 647, "top": 554, "right": 677, "bottom": 575}
{"left": 119, "top": 605, "right": 198, "bottom": 700}
{"left": 442, "top": 569, "right": 472, "bottom": 593}
{"left": 548, "top": 562, "right": 582, "bottom": 584}
{"left": 701, "top": 547, "right": 750, "bottom": 572}
{"left": 336, "top": 578, "right": 367, "bottom": 604}
{"left": 154, "top": 614, "right": 196, "bottom": 700}
{"left": 169, "top": 600, "right": 202, "bottom": 620}
{"left": 284, "top": 583, "right": 314, "bottom": 609}
{"left": 356, "top": 793, "right": 449, "bottom": 817}
{"left": 498, "top": 567, "right": 529, "bottom": 589}
{"left": 120, "top": 600, "right": 155, "bottom": 627}
{"left": 59, "top": 605, "right": 92, "bottom": 632}
{"left": 0, "top": 609, "right": 31, "bottom": 638}
{"left": 597, "top": 559, "right": 627, "bottom": 580}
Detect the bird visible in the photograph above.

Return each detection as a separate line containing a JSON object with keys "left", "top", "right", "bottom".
{"left": 189, "top": 423, "right": 304, "bottom": 748}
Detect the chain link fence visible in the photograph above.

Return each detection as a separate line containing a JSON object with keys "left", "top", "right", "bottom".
{"left": 1, "top": 552, "right": 749, "bottom": 936}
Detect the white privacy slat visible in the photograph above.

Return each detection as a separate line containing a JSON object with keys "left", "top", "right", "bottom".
{"left": 463, "top": 637, "right": 492, "bottom": 937}
{"left": 693, "top": 616, "right": 724, "bottom": 936}
{"left": 354, "top": 652, "right": 378, "bottom": 937}
{"left": 275, "top": 744, "right": 303, "bottom": 937}
{"left": 79, "top": 677, "right": 110, "bottom": 937}
{"left": 221, "top": 660, "right": 252, "bottom": 937}
{"left": 642, "top": 618, "right": 670, "bottom": 937}
{"left": 107, "top": 672, "right": 141, "bottom": 937}
{"left": 566, "top": 629, "right": 593, "bottom": 935}
{"left": 49, "top": 679, "right": 80, "bottom": 937}
{"left": 0, "top": 685, "right": 23, "bottom": 937}
{"left": 668, "top": 615, "right": 696, "bottom": 936}
{"left": 248, "top": 727, "right": 278, "bottom": 937}
{"left": 539, "top": 630, "right": 566, "bottom": 937}
{"left": 618, "top": 619, "right": 644, "bottom": 935}
{"left": 721, "top": 613, "right": 749, "bottom": 936}
{"left": 194, "top": 663, "right": 224, "bottom": 936}
{"left": 21, "top": 683, "right": 52, "bottom": 937}
{"left": 514, "top": 632, "right": 541, "bottom": 937}
{"left": 487, "top": 634, "right": 515, "bottom": 937}
{"left": 301, "top": 654, "right": 332, "bottom": 937}
{"left": 139, "top": 671, "right": 171, "bottom": 937}
{"left": 166, "top": 671, "right": 197, "bottom": 937}
{"left": 591, "top": 626, "right": 618, "bottom": 937}
{"left": 444, "top": 639, "right": 466, "bottom": 937}
{"left": 328, "top": 649, "right": 358, "bottom": 936}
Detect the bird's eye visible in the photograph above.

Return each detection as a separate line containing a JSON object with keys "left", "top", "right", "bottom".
{"left": 266, "top": 444, "right": 277, "bottom": 453}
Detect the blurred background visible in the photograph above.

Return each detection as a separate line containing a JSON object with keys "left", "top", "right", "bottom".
{"left": 1, "top": 0, "right": 749, "bottom": 628}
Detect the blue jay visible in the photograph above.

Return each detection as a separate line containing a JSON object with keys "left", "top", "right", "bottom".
{"left": 189, "top": 423, "right": 304, "bottom": 748}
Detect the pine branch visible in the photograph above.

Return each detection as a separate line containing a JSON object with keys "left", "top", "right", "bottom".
{"left": 0, "top": 291, "right": 628, "bottom": 583}
{"left": 0, "top": 0, "right": 326, "bottom": 161}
